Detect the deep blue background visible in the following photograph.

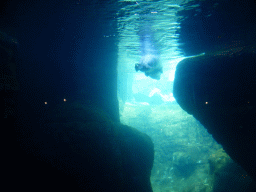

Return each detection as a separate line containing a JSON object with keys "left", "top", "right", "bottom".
{"left": 1, "top": 0, "right": 119, "bottom": 121}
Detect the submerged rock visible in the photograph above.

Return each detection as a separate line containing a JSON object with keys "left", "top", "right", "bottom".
{"left": 173, "top": 51, "right": 256, "bottom": 182}
{"left": 209, "top": 149, "right": 256, "bottom": 192}
{"left": 8, "top": 100, "right": 154, "bottom": 191}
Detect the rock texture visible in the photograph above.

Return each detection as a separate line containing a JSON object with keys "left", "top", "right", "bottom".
{"left": 173, "top": 51, "right": 256, "bottom": 182}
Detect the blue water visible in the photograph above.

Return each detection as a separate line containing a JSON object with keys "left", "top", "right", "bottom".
{"left": 117, "top": 0, "right": 256, "bottom": 191}
{"left": 2, "top": 0, "right": 255, "bottom": 191}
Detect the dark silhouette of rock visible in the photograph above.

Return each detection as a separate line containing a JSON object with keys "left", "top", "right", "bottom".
{"left": 173, "top": 51, "right": 256, "bottom": 182}
{"left": 1, "top": 3, "right": 154, "bottom": 190}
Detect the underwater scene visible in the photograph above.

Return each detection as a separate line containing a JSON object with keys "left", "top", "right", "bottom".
{"left": 117, "top": 0, "right": 256, "bottom": 191}
{"left": 1, "top": 0, "right": 256, "bottom": 191}
{"left": 120, "top": 102, "right": 222, "bottom": 192}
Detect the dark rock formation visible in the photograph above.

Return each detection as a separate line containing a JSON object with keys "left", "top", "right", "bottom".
{"left": 173, "top": 51, "right": 256, "bottom": 182}
{"left": 1, "top": 1, "right": 154, "bottom": 190}
{"left": 4, "top": 97, "right": 154, "bottom": 191}
{"left": 1, "top": 0, "right": 120, "bottom": 122}
{"left": 209, "top": 149, "right": 256, "bottom": 192}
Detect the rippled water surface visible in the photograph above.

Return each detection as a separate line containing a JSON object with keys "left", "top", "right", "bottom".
{"left": 117, "top": 0, "right": 187, "bottom": 74}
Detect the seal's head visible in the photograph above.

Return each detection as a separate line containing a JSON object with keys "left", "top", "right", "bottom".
{"left": 135, "top": 63, "right": 140, "bottom": 72}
